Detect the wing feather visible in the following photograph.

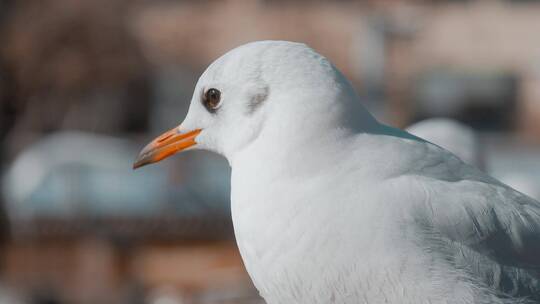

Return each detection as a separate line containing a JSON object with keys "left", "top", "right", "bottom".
{"left": 403, "top": 143, "right": 540, "bottom": 299}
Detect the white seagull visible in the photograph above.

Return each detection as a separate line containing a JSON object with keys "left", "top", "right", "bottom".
{"left": 134, "top": 41, "right": 540, "bottom": 304}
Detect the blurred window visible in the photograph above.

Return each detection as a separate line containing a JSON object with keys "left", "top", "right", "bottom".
{"left": 412, "top": 69, "right": 518, "bottom": 131}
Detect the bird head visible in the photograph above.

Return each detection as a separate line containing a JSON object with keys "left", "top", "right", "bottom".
{"left": 133, "top": 40, "right": 377, "bottom": 169}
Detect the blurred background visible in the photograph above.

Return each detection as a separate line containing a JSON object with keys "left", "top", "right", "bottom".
{"left": 0, "top": 0, "right": 539, "bottom": 303}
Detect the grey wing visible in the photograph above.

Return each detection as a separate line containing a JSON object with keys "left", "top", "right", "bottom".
{"left": 414, "top": 170, "right": 540, "bottom": 300}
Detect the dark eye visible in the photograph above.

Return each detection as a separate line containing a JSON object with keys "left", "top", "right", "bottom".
{"left": 203, "top": 88, "right": 221, "bottom": 112}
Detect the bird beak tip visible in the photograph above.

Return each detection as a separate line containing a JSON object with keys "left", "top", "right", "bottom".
{"left": 132, "top": 161, "right": 142, "bottom": 170}
{"left": 132, "top": 155, "right": 148, "bottom": 170}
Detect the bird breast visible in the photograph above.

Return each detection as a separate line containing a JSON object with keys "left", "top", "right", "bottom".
{"left": 230, "top": 164, "right": 508, "bottom": 304}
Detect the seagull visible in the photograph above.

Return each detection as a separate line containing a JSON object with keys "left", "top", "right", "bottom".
{"left": 134, "top": 41, "right": 540, "bottom": 304}
{"left": 406, "top": 118, "right": 483, "bottom": 169}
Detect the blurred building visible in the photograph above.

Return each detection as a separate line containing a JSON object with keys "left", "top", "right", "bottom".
{"left": 0, "top": 0, "right": 539, "bottom": 303}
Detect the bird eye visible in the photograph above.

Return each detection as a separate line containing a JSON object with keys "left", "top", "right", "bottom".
{"left": 203, "top": 88, "right": 222, "bottom": 112}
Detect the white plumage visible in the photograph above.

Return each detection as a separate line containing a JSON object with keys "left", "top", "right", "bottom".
{"left": 139, "top": 41, "right": 540, "bottom": 303}
{"left": 406, "top": 118, "right": 482, "bottom": 168}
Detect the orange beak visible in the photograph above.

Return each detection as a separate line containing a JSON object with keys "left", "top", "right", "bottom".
{"left": 133, "top": 127, "right": 202, "bottom": 169}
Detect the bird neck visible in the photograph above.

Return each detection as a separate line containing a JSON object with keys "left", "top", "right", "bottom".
{"left": 228, "top": 85, "right": 385, "bottom": 176}
{"left": 230, "top": 118, "right": 384, "bottom": 183}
